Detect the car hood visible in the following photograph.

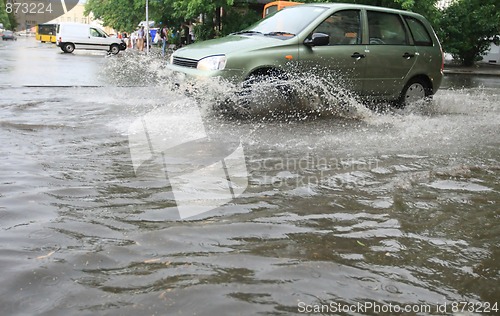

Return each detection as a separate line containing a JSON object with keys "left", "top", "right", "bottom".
{"left": 174, "top": 34, "right": 293, "bottom": 60}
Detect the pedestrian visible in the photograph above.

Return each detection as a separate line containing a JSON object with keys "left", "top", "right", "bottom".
{"left": 122, "top": 32, "right": 128, "bottom": 49}
{"left": 188, "top": 22, "right": 195, "bottom": 43}
{"left": 130, "top": 31, "right": 137, "bottom": 49}
{"left": 137, "top": 26, "right": 145, "bottom": 51}
{"left": 160, "top": 25, "right": 168, "bottom": 57}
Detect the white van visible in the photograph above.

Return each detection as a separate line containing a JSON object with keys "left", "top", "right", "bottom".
{"left": 56, "top": 23, "right": 126, "bottom": 54}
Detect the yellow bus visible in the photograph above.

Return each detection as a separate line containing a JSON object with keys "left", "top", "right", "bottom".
{"left": 36, "top": 23, "right": 57, "bottom": 43}
{"left": 263, "top": 1, "right": 302, "bottom": 18}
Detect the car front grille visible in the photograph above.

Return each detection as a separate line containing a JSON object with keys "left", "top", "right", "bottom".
{"left": 172, "top": 56, "right": 198, "bottom": 68}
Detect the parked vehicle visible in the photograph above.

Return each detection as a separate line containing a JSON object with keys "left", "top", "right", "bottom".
{"left": 56, "top": 23, "right": 126, "bottom": 54}
{"left": 168, "top": 3, "right": 444, "bottom": 109}
{"left": 2, "top": 30, "right": 17, "bottom": 41}
{"left": 263, "top": 1, "right": 302, "bottom": 18}
{"left": 36, "top": 23, "right": 57, "bottom": 43}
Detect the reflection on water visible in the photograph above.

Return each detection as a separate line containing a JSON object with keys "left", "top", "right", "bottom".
{"left": 441, "top": 73, "right": 500, "bottom": 90}
{"left": 0, "top": 51, "right": 499, "bottom": 315}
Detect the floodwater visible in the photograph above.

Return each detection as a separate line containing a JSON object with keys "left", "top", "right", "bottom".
{"left": 0, "top": 39, "right": 499, "bottom": 315}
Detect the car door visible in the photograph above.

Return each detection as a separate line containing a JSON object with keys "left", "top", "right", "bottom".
{"left": 298, "top": 9, "right": 366, "bottom": 95}
{"left": 88, "top": 27, "right": 110, "bottom": 51}
{"left": 362, "top": 10, "right": 418, "bottom": 98}
{"left": 73, "top": 26, "right": 93, "bottom": 50}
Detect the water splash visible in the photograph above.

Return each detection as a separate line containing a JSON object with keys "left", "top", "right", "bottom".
{"left": 100, "top": 53, "right": 370, "bottom": 121}
{"left": 213, "top": 68, "right": 370, "bottom": 121}
{"left": 99, "top": 53, "right": 500, "bottom": 157}
{"left": 100, "top": 50, "right": 174, "bottom": 87}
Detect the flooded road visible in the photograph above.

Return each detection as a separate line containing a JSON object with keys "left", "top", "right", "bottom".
{"left": 0, "top": 39, "right": 499, "bottom": 315}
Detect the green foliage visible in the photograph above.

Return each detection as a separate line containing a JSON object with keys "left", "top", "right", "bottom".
{"left": 170, "top": 0, "right": 234, "bottom": 20}
{"left": 0, "top": 0, "right": 12, "bottom": 30}
{"left": 439, "top": 0, "right": 500, "bottom": 66}
{"left": 85, "top": 0, "right": 154, "bottom": 32}
{"left": 7, "top": 4, "right": 16, "bottom": 30}
{"left": 219, "top": 5, "right": 260, "bottom": 37}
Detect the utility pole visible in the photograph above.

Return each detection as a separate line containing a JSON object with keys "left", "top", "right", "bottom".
{"left": 146, "top": 0, "right": 149, "bottom": 54}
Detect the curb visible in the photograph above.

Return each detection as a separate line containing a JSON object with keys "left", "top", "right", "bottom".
{"left": 444, "top": 64, "right": 500, "bottom": 76}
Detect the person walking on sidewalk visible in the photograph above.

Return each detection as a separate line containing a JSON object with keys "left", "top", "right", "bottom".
{"left": 160, "top": 25, "right": 168, "bottom": 57}
{"left": 137, "top": 26, "right": 145, "bottom": 51}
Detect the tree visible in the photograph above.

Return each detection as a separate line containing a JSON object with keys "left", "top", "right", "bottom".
{"left": 0, "top": 0, "right": 12, "bottom": 30}
{"left": 84, "top": 0, "right": 160, "bottom": 32}
{"left": 168, "top": 0, "right": 234, "bottom": 40}
{"left": 439, "top": 0, "right": 500, "bottom": 66}
{"left": 220, "top": 5, "right": 260, "bottom": 37}
{"left": 393, "top": 0, "right": 441, "bottom": 27}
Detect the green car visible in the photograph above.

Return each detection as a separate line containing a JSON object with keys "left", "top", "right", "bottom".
{"left": 168, "top": 3, "right": 444, "bottom": 109}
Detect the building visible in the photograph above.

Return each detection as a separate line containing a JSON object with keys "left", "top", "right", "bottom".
{"left": 49, "top": 3, "right": 93, "bottom": 25}
{"left": 13, "top": 2, "right": 114, "bottom": 35}
{"left": 481, "top": 40, "right": 500, "bottom": 64}
{"left": 12, "top": 1, "right": 90, "bottom": 34}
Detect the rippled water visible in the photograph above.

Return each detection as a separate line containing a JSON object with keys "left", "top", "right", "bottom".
{"left": 0, "top": 41, "right": 499, "bottom": 315}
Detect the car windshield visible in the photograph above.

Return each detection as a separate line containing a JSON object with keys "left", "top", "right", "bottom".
{"left": 245, "top": 6, "right": 327, "bottom": 37}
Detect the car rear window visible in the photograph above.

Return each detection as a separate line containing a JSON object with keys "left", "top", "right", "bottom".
{"left": 404, "top": 17, "right": 433, "bottom": 46}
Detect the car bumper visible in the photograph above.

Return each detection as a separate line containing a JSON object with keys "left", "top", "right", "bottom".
{"left": 432, "top": 71, "right": 444, "bottom": 94}
{"left": 166, "top": 63, "right": 246, "bottom": 84}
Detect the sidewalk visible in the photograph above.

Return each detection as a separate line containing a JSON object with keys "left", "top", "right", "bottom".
{"left": 444, "top": 63, "right": 500, "bottom": 76}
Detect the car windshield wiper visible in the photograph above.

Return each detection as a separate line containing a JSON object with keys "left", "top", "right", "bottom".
{"left": 232, "top": 30, "right": 263, "bottom": 36}
{"left": 264, "top": 31, "right": 296, "bottom": 37}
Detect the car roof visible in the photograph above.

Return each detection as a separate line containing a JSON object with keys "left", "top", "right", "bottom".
{"left": 295, "top": 2, "right": 425, "bottom": 19}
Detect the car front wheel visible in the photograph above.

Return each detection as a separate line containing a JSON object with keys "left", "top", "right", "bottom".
{"left": 243, "top": 70, "right": 296, "bottom": 114}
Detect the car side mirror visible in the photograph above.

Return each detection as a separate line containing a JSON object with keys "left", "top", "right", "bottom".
{"left": 304, "top": 33, "right": 330, "bottom": 47}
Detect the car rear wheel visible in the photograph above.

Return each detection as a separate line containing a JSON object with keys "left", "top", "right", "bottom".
{"left": 109, "top": 44, "right": 120, "bottom": 55}
{"left": 397, "top": 77, "right": 431, "bottom": 108}
{"left": 62, "top": 43, "right": 75, "bottom": 53}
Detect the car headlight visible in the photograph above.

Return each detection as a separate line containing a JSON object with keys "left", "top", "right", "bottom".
{"left": 197, "top": 55, "right": 226, "bottom": 71}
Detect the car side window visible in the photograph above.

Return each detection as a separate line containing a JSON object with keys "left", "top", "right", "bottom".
{"left": 404, "top": 17, "right": 433, "bottom": 46}
{"left": 368, "top": 11, "right": 408, "bottom": 45}
{"left": 90, "top": 28, "right": 103, "bottom": 38}
{"left": 313, "top": 10, "right": 361, "bottom": 45}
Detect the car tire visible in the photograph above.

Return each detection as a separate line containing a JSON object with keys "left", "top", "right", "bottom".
{"left": 62, "top": 43, "right": 75, "bottom": 53}
{"left": 238, "top": 70, "right": 296, "bottom": 116}
{"left": 109, "top": 44, "right": 120, "bottom": 55}
{"left": 397, "top": 77, "right": 431, "bottom": 108}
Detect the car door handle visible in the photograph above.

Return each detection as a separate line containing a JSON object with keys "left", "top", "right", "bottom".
{"left": 351, "top": 52, "right": 365, "bottom": 60}
{"left": 402, "top": 52, "right": 415, "bottom": 59}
